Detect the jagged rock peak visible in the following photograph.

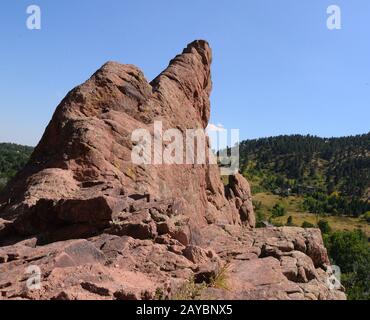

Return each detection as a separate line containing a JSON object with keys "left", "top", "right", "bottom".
{"left": 0, "top": 40, "right": 250, "bottom": 245}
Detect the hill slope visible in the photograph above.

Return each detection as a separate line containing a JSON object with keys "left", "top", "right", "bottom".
{"left": 239, "top": 134, "right": 370, "bottom": 217}
{"left": 238, "top": 134, "right": 370, "bottom": 300}
{"left": 0, "top": 143, "right": 34, "bottom": 190}
{"left": 240, "top": 133, "right": 370, "bottom": 197}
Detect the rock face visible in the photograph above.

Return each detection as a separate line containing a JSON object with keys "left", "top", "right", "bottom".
{"left": 0, "top": 40, "right": 246, "bottom": 245}
{"left": 0, "top": 40, "right": 345, "bottom": 300}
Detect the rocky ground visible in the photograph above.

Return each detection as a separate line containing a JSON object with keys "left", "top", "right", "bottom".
{"left": 0, "top": 40, "right": 345, "bottom": 300}
{"left": 0, "top": 223, "right": 345, "bottom": 300}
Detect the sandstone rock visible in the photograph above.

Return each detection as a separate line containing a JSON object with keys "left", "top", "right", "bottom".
{"left": 169, "top": 225, "right": 191, "bottom": 246}
{"left": 114, "top": 289, "right": 140, "bottom": 301}
{"left": 280, "top": 256, "right": 299, "bottom": 281}
{"left": 306, "top": 233, "right": 330, "bottom": 268}
{"left": 0, "top": 219, "right": 12, "bottom": 239}
{"left": 228, "top": 174, "right": 252, "bottom": 201}
{"left": 51, "top": 291, "right": 73, "bottom": 300}
{"left": 108, "top": 220, "right": 157, "bottom": 240}
{"left": 81, "top": 282, "right": 111, "bottom": 297}
{"left": 194, "top": 261, "right": 221, "bottom": 284}
{"left": 183, "top": 245, "right": 211, "bottom": 264}
{"left": 226, "top": 174, "right": 255, "bottom": 228}
{"left": 168, "top": 244, "right": 185, "bottom": 255}
{"left": 0, "top": 40, "right": 251, "bottom": 245}
{"left": 0, "top": 40, "right": 344, "bottom": 301}
{"left": 156, "top": 220, "right": 176, "bottom": 235}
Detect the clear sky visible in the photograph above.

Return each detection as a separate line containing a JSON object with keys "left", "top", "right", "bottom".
{"left": 0, "top": 0, "right": 369, "bottom": 146}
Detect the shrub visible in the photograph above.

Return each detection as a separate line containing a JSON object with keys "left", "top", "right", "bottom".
{"left": 362, "top": 211, "right": 370, "bottom": 224}
{"left": 324, "top": 230, "right": 370, "bottom": 300}
{"left": 173, "top": 277, "right": 207, "bottom": 300}
{"left": 302, "top": 221, "right": 315, "bottom": 228}
{"left": 271, "top": 203, "right": 286, "bottom": 217}
{"left": 318, "top": 220, "right": 331, "bottom": 234}
{"left": 287, "top": 216, "right": 294, "bottom": 226}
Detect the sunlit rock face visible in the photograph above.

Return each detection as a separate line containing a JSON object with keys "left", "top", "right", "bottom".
{"left": 0, "top": 41, "right": 345, "bottom": 301}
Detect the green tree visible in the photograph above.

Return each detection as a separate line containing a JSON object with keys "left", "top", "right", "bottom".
{"left": 271, "top": 203, "right": 286, "bottom": 218}
{"left": 324, "top": 230, "right": 370, "bottom": 300}
{"left": 0, "top": 143, "right": 33, "bottom": 192}
{"left": 318, "top": 220, "right": 331, "bottom": 234}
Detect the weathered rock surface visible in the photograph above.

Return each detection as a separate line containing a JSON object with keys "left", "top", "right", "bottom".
{"left": 0, "top": 40, "right": 345, "bottom": 300}
{"left": 0, "top": 40, "right": 248, "bottom": 245}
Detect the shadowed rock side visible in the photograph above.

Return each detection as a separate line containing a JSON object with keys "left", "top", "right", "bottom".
{"left": 0, "top": 41, "right": 345, "bottom": 300}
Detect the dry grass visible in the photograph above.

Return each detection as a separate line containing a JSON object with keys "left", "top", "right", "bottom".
{"left": 210, "top": 264, "right": 230, "bottom": 290}
{"left": 172, "top": 278, "right": 207, "bottom": 300}
{"left": 273, "top": 211, "right": 370, "bottom": 236}
{"left": 254, "top": 192, "right": 370, "bottom": 237}
{"left": 172, "top": 264, "right": 231, "bottom": 300}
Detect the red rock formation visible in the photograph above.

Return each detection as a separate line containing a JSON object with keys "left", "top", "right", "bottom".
{"left": 0, "top": 40, "right": 249, "bottom": 245}
{"left": 0, "top": 41, "right": 345, "bottom": 300}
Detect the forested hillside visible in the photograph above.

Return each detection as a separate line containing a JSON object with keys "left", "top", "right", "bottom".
{"left": 239, "top": 133, "right": 370, "bottom": 300}
{"left": 240, "top": 133, "right": 370, "bottom": 217}
{"left": 0, "top": 143, "right": 33, "bottom": 191}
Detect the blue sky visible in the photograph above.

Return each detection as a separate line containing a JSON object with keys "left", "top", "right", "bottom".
{"left": 0, "top": 0, "right": 369, "bottom": 146}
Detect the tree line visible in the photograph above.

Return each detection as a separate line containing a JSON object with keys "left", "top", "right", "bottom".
{"left": 239, "top": 133, "right": 370, "bottom": 216}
